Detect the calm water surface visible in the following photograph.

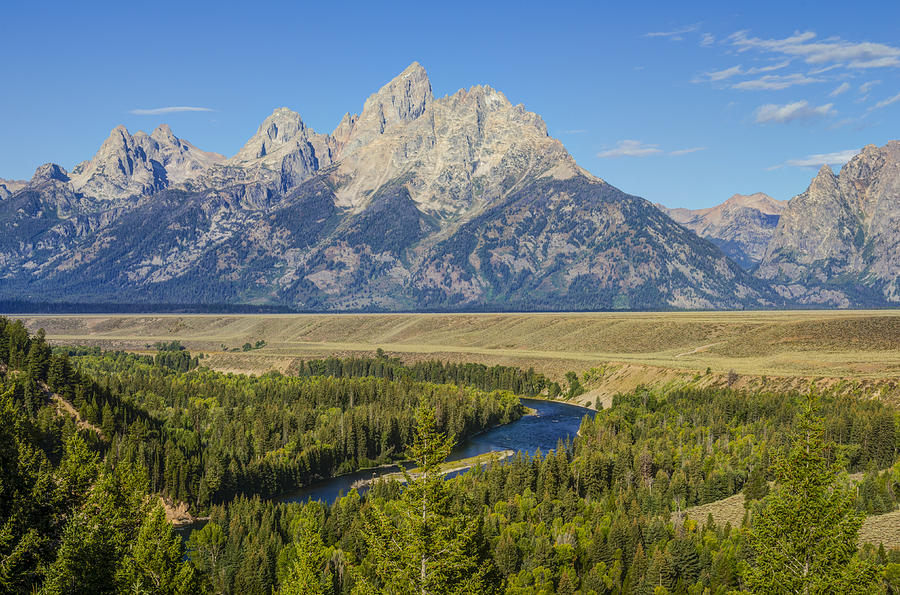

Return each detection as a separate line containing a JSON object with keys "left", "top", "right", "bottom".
{"left": 179, "top": 398, "right": 593, "bottom": 538}
{"left": 283, "top": 397, "right": 594, "bottom": 505}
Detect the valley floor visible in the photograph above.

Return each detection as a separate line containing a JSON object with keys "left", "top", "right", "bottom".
{"left": 17, "top": 310, "right": 900, "bottom": 407}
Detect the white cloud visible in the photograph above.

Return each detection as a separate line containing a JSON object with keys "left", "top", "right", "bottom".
{"left": 856, "top": 80, "right": 882, "bottom": 102}
{"left": 747, "top": 60, "right": 792, "bottom": 74}
{"left": 597, "top": 140, "right": 663, "bottom": 158}
{"left": 871, "top": 92, "right": 900, "bottom": 111}
{"left": 597, "top": 141, "right": 707, "bottom": 158}
{"left": 728, "top": 30, "right": 900, "bottom": 69}
{"left": 669, "top": 147, "right": 707, "bottom": 156}
{"left": 732, "top": 73, "right": 822, "bottom": 90}
{"left": 644, "top": 23, "right": 700, "bottom": 40}
{"left": 700, "top": 33, "right": 715, "bottom": 47}
{"left": 859, "top": 80, "right": 881, "bottom": 94}
{"left": 130, "top": 106, "right": 214, "bottom": 115}
{"left": 829, "top": 82, "right": 851, "bottom": 97}
{"left": 779, "top": 149, "right": 859, "bottom": 168}
{"left": 754, "top": 101, "right": 835, "bottom": 123}
{"left": 809, "top": 64, "right": 844, "bottom": 75}
{"left": 703, "top": 65, "right": 744, "bottom": 82}
{"left": 696, "top": 61, "right": 791, "bottom": 84}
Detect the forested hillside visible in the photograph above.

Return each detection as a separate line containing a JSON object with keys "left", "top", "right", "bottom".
{"left": 0, "top": 318, "right": 525, "bottom": 592}
{"left": 2, "top": 317, "right": 899, "bottom": 593}
{"left": 186, "top": 386, "right": 900, "bottom": 594}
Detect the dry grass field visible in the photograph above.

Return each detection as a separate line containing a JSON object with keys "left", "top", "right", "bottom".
{"left": 680, "top": 486, "right": 900, "bottom": 549}
{"left": 13, "top": 310, "right": 900, "bottom": 406}
{"left": 679, "top": 492, "right": 746, "bottom": 530}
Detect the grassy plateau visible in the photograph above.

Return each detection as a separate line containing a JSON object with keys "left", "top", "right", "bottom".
{"left": 15, "top": 310, "right": 900, "bottom": 407}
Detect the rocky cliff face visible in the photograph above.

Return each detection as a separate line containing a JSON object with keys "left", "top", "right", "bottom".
{"left": 214, "top": 107, "right": 337, "bottom": 193}
{"left": 0, "top": 63, "right": 780, "bottom": 310}
{"left": 660, "top": 193, "right": 786, "bottom": 269}
{"left": 69, "top": 124, "right": 224, "bottom": 200}
{"left": 0, "top": 178, "right": 27, "bottom": 200}
{"left": 327, "top": 63, "right": 578, "bottom": 218}
{"left": 756, "top": 141, "right": 900, "bottom": 306}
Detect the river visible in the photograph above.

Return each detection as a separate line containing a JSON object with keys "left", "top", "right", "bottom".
{"left": 178, "top": 397, "right": 593, "bottom": 538}
{"left": 281, "top": 397, "right": 594, "bottom": 506}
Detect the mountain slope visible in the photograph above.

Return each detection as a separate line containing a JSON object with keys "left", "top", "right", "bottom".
{"left": 411, "top": 176, "right": 768, "bottom": 310}
{"left": 0, "top": 63, "right": 777, "bottom": 311}
{"left": 756, "top": 141, "right": 900, "bottom": 307}
{"left": 659, "top": 193, "right": 786, "bottom": 269}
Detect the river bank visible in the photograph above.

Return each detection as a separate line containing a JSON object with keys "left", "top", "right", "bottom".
{"left": 280, "top": 397, "right": 592, "bottom": 506}
{"left": 174, "top": 397, "right": 593, "bottom": 538}
{"left": 349, "top": 449, "right": 516, "bottom": 490}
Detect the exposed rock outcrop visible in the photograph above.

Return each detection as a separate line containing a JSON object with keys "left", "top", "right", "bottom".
{"left": 0, "top": 178, "right": 27, "bottom": 200}
{"left": 69, "top": 124, "right": 224, "bottom": 200}
{"left": 756, "top": 141, "right": 900, "bottom": 306}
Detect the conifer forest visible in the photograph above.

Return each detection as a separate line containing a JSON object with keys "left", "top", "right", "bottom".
{"left": 1, "top": 316, "right": 899, "bottom": 594}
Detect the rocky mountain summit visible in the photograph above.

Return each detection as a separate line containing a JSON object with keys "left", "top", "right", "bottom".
{"left": 69, "top": 124, "right": 225, "bottom": 200}
{"left": 756, "top": 141, "right": 900, "bottom": 307}
{"left": 660, "top": 193, "right": 786, "bottom": 269}
{"left": 0, "top": 63, "right": 797, "bottom": 310}
{"left": 0, "top": 177, "right": 27, "bottom": 200}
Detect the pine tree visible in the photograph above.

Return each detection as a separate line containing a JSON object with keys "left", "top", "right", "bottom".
{"left": 278, "top": 507, "right": 333, "bottom": 595}
{"left": 494, "top": 532, "right": 520, "bottom": 576}
{"left": 743, "top": 465, "right": 769, "bottom": 502}
{"left": 360, "top": 397, "right": 500, "bottom": 594}
{"left": 41, "top": 511, "right": 121, "bottom": 595}
{"left": 625, "top": 543, "right": 647, "bottom": 594}
{"left": 43, "top": 462, "right": 151, "bottom": 595}
{"left": 557, "top": 566, "right": 578, "bottom": 595}
{"left": 55, "top": 434, "right": 100, "bottom": 510}
{"left": 0, "top": 391, "right": 55, "bottom": 593}
{"left": 117, "top": 504, "right": 199, "bottom": 594}
{"left": 743, "top": 394, "right": 880, "bottom": 594}
{"left": 186, "top": 522, "right": 228, "bottom": 594}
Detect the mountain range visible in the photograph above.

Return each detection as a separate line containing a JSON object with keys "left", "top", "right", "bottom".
{"left": 0, "top": 63, "right": 896, "bottom": 311}
{"left": 658, "top": 193, "right": 786, "bottom": 270}
{"left": 757, "top": 141, "right": 900, "bottom": 307}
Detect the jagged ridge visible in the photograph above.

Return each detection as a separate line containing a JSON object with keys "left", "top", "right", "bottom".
{"left": 1, "top": 63, "right": 785, "bottom": 310}
{"left": 756, "top": 141, "right": 900, "bottom": 307}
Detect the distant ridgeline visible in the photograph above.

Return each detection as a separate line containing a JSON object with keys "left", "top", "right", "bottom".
{"left": 3, "top": 60, "right": 899, "bottom": 310}
{"left": 0, "top": 299, "right": 297, "bottom": 314}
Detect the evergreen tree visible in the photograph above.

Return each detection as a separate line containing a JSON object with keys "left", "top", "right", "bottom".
{"left": 41, "top": 511, "right": 121, "bottom": 595}
{"left": 117, "top": 504, "right": 199, "bottom": 594}
{"left": 743, "top": 465, "right": 769, "bottom": 502}
{"left": 278, "top": 508, "right": 333, "bottom": 595}
{"left": 360, "top": 397, "right": 500, "bottom": 594}
{"left": 0, "top": 391, "right": 55, "bottom": 593}
{"left": 743, "top": 394, "right": 880, "bottom": 594}
{"left": 186, "top": 522, "right": 227, "bottom": 594}
{"left": 494, "top": 532, "right": 520, "bottom": 576}
{"left": 42, "top": 462, "right": 150, "bottom": 595}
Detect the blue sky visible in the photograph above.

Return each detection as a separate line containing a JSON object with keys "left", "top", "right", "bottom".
{"left": 1, "top": 0, "right": 898, "bottom": 208}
